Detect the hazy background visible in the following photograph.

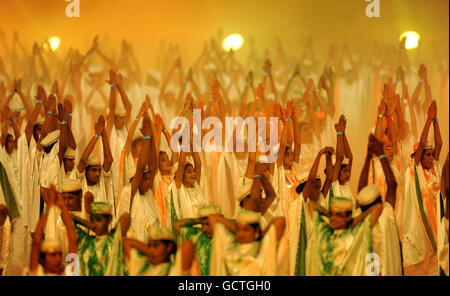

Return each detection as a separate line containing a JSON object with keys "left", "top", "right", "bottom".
{"left": 0, "top": 0, "right": 448, "bottom": 193}
{"left": 0, "top": 0, "right": 448, "bottom": 66}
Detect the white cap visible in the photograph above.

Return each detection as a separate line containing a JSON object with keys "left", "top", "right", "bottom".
{"left": 357, "top": 185, "right": 381, "bottom": 206}
{"left": 235, "top": 210, "right": 261, "bottom": 225}
{"left": 197, "top": 205, "right": 221, "bottom": 218}
{"left": 332, "top": 155, "right": 349, "bottom": 166}
{"left": 40, "top": 239, "right": 62, "bottom": 253}
{"left": 64, "top": 147, "right": 76, "bottom": 160}
{"left": 86, "top": 156, "right": 101, "bottom": 167}
{"left": 147, "top": 225, "right": 175, "bottom": 242}
{"left": 330, "top": 196, "right": 353, "bottom": 212}
{"left": 62, "top": 179, "right": 82, "bottom": 193}
{"left": 41, "top": 130, "right": 60, "bottom": 147}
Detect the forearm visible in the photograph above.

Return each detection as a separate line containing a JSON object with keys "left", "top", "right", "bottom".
{"left": 343, "top": 133, "right": 353, "bottom": 160}
{"left": 101, "top": 132, "right": 113, "bottom": 172}
{"left": 433, "top": 121, "right": 442, "bottom": 160}
{"left": 380, "top": 157, "right": 397, "bottom": 208}
{"left": 77, "top": 136, "right": 99, "bottom": 172}
{"left": 358, "top": 154, "right": 372, "bottom": 192}
{"left": 60, "top": 206, "right": 77, "bottom": 252}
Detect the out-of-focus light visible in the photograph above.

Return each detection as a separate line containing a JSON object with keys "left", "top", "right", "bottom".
{"left": 399, "top": 31, "right": 420, "bottom": 50}
{"left": 48, "top": 36, "right": 61, "bottom": 51}
{"left": 223, "top": 34, "right": 244, "bottom": 51}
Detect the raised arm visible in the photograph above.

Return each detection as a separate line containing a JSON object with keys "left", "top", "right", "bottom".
{"left": 77, "top": 116, "right": 104, "bottom": 174}
{"left": 332, "top": 115, "right": 346, "bottom": 182}
{"left": 430, "top": 101, "right": 442, "bottom": 161}
{"left": 358, "top": 140, "right": 373, "bottom": 193}
{"left": 258, "top": 174, "right": 277, "bottom": 215}
{"left": 322, "top": 148, "right": 334, "bottom": 196}
{"left": 101, "top": 115, "right": 113, "bottom": 173}
{"left": 57, "top": 103, "right": 69, "bottom": 166}
{"left": 370, "top": 134, "right": 398, "bottom": 208}
{"left": 115, "top": 74, "right": 132, "bottom": 125}
{"left": 415, "top": 101, "right": 436, "bottom": 165}
{"left": 130, "top": 115, "right": 152, "bottom": 211}
{"left": 276, "top": 103, "right": 292, "bottom": 168}
{"left": 30, "top": 186, "right": 56, "bottom": 273}
{"left": 292, "top": 101, "right": 301, "bottom": 164}
{"left": 123, "top": 100, "right": 148, "bottom": 157}
{"left": 105, "top": 75, "right": 118, "bottom": 139}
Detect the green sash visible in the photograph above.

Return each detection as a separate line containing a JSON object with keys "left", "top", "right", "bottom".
{"left": 413, "top": 164, "right": 437, "bottom": 254}
{"left": 0, "top": 162, "right": 20, "bottom": 219}
{"left": 328, "top": 186, "right": 334, "bottom": 209}
{"left": 294, "top": 204, "right": 307, "bottom": 276}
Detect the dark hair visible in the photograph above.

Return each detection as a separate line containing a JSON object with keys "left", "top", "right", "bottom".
{"left": 43, "top": 142, "right": 56, "bottom": 154}
{"left": 161, "top": 240, "right": 177, "bottom": 255}
{"left": 296, "top": 181, "right": 308, "bottom": 194}
{"left": 249, "top": 223, "right": 262, "bottom": 241}
{"left": 360, "top": 195, "right": 382, "bottom": 212}
{"left": 65, "top": 189, "right": 82, "bottom": 197}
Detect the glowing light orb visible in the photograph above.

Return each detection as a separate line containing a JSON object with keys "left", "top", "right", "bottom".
{"left": 223, "top": 34, "right": 244, "bottom": 51}
{"left": 399, "top": 31, "right": 420, "bottom": 50}
{"left": 48, "top": 36, "right": 61, "bottom": 51}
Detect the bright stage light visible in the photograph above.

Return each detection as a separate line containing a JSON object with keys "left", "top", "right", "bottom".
{"left": 399, "top": 31, "right": 420, "bottom": 50}
{"left": 223, "top": 34, "right": 244, "bottom": 51}
{"left": 48, "top": 36, "right": 61, "bottom": 51}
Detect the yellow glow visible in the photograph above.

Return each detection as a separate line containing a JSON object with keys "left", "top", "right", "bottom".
{"left": 399, "top": 31, "right": 420, "bottom": 50}
{"left": 48, "top": 36, "right": 61, "bottom": 51}
{"left": 222, "top": 34, "right": 244, "bottom": 51}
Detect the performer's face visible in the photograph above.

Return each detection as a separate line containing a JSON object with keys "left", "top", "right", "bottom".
{"left": 338, "top": 165, "right": 351, "bottom": 184}
{"left": 148, "top": 240, "right": 173, "bottom": 265}
{"left": 421, "top": 148, "right": 434, "bottom": 170}
{"left": 383, "top": 144, "right": 396, "bottom": 163}
{"left": 236, "top": 223, "right": 258, "bottom": 244}
{"left": 182, "top": 164, "right": 196, "bottom": 187}
{"left": 64, "top": 158, "right": 75, "bottom": 173}
{"left": 139, "top": 172, "right": 153, "bottom": 194}
{"left": 283, "top": 147, "right": 294, "bottom": 169}
{"left": 308, "top": 178, "right": 322, "bottom": 201}
{"left": 200, "top": 218, "right": 213, "bottom": 239}
{"left": 86, "top": 165, "right": 101, "bottom": 185}
{"left": 329, "top": 210, "right": 352, "bottom": 230}
{"left": 158, "top": 152, "right": 172, "bottom": 175}
{"left": 92, "top": 215, "right": 111, "bottom": 236}
{"left": 43, "top": 251, "right": 63, "bottom": 274}
{"left": 6, "top": 135, "right": 15, "bottom": 154}
{"left": 131, "top": 139, "right": 144, "bottom": 159}
{"left": 114, "top": 115, "right": 127, "bottom": 130}
{"left": 33, "top": 124, "right": 42, "bottom": 142}
{"left": 62, "top": 191, "right": 82, "bottom": 212}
